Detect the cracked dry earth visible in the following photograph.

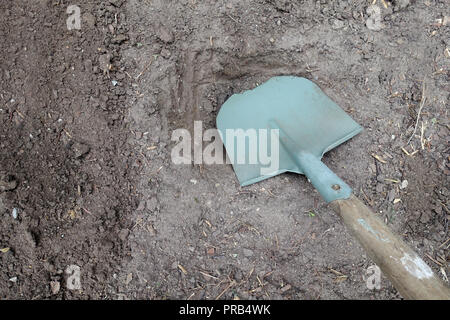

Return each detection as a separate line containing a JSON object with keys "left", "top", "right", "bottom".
{"left": 1, "top": 0, "right": 449, "bottom": 300}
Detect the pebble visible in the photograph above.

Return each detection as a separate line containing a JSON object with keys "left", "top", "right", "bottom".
{"left": 207, "top": 248, "right": 215, "bottom": 256}
{"left": 12, "top": 208, "right": 18, "bottom": 219}
{"left": 400, "top": 180, "right": 408, "bottom": 189}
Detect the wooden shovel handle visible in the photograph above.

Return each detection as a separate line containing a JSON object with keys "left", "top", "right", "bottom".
{"left": 330, "top": 194, "right": 450, "bottom": 300}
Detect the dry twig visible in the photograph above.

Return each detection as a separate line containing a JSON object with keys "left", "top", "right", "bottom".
{"left": 407, "top": 81, "right": 427, "bottom": 145}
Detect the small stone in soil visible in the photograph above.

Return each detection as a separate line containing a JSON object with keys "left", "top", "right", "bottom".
{"left": 400, "top": 180, "right": 408, "bottom": 189}
{"left": 12, "top": 208, "right": 18, "bottom": 219}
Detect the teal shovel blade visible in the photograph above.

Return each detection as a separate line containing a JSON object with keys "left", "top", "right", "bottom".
{"left": 216, "top": 76, "right": 362, "bottom": 203}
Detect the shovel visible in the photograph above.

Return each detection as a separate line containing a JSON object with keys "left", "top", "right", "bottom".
{"left": 216, "top": 76, "right": 450, "bottom": 300}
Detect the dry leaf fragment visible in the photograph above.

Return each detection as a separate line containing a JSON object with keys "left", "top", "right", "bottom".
{"left": 125, "top": 273, "right": 133, "bottom": 285}
{"left": 204, "top": 220, "right": 212, "bottom": 228}
{"left": 178, "top": 264, "right": 188, "bottom": 275}
{"left": 372, "top": 153, "right": 387, "bottom": 163}
{"left": 68, "top": 209, "right": 76, "bottom": 219}
{"left": 384, "top": 178, "right": 400, "bottom": 183}
{"left": 335, "top": 275, "right": 348, "bottom": 283}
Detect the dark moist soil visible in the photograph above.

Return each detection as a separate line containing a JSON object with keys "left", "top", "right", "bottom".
{"left": 0, "top": 0, "right": 137, "bottom": 299}
{"left": 1, "top": 0, "right": 449, "bottom": 300}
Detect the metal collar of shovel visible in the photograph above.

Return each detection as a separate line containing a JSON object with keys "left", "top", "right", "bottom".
{"left": 217, "top": 76, "right": 450, "bottom": 300}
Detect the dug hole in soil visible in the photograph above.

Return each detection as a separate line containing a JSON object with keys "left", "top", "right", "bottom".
{"left": 0, "top": 0, "right": 449, "bottom": 300}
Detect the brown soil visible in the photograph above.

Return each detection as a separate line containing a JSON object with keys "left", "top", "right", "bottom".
{"left": 0, "top": 0, "right": 448, "bottom": 299}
